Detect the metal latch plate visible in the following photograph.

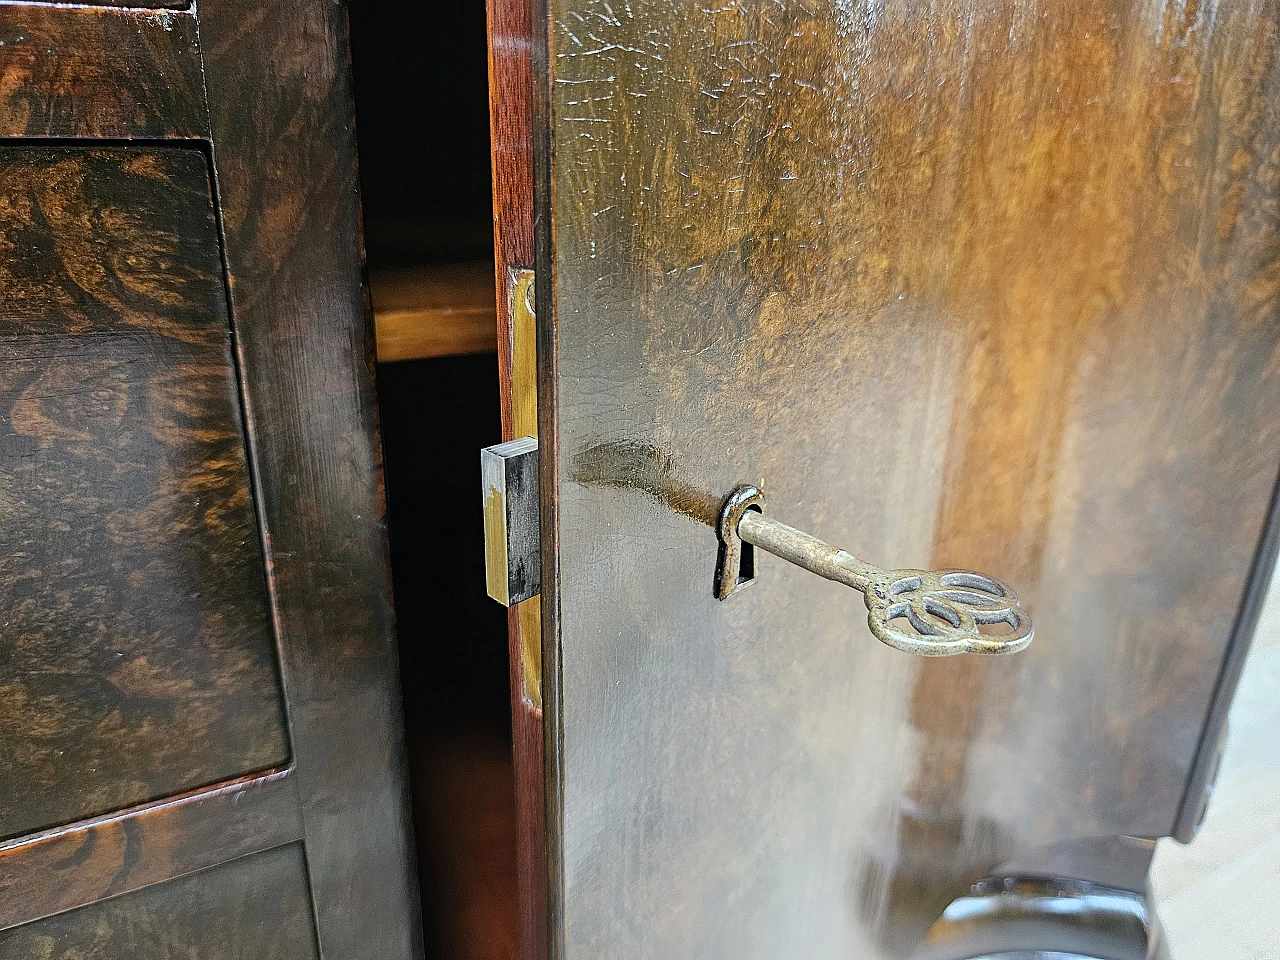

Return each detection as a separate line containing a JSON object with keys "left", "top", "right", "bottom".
{"left": 482, "top": 436, "right": 540, "bottom": 606}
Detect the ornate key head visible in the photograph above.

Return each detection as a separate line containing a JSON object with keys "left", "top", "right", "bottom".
{"left": 718, "top": 484, "right": 1035, "bottom": 657}
{"left": 861, "top": 569, "right": 1033, "bottom": 656}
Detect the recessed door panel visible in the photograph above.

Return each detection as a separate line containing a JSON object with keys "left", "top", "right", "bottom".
{"left": 541, "top": 0, "right": 1280, "bottom": 956}
{"left": 0, "top": 844, "right": 318, "bottom": 958}
{"left": 0, "top": 147, "right": 289, "bottom": 841}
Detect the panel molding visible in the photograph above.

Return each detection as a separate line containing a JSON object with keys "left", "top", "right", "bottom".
{"left": 0, "top": 838, "right": 318, "bottom": 959}
{"left": 0, "top": 768, "right": 302, "bottom": 932}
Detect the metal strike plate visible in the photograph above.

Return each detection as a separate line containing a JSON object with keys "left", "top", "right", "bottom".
{"left": 482, "top": 436, "right": 540, "bottom": 606}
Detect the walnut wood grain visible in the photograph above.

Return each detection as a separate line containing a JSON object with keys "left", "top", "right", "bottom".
{"left": 199, "top": 1, "right": 425, "bottom": 957}
{"left": 538, "top": 0, "right": 1280, "bottom": 956}
{"left": 0, "top": 843, "right": 318, "bottom": 958}
{"left": 487, "top": 0, "right": 549, "bottom": 951}
{"left": 0, "top": 769, "right": 301, "bottom": 932}
{"left": 0, "top": 146, "right": 289, "bottom": 843}
{"left": 372, "top": 262, "right": 497, "bottom": 362}
{"left": 0, "top": 5, "right": 205, "bottom": 139}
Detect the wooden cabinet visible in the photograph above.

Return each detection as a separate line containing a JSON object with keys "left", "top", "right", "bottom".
{"left": 2, "top": 0, "right": 1278, "bottom": 958}
{"left": 478, "top": 0, "right": 1280, "bottom": 956}
{"left": 533, "top": 0, "right": 1280, "bottom": 946}
{"left": 0, "top": 4, "right": 421, "bottom": 958}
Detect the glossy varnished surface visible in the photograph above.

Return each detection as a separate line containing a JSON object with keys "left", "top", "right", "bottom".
{"left": 0, "top": 844, "right": 318, "bottom": 959}
{"left": 541, "top": 0, "right": 1280, "bottom": 955}
{"left": 0, "top": 147, "right": 288, "bottom": 842}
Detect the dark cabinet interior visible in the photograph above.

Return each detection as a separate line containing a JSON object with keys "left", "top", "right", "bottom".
{"left": 348, "top": 3, "right": 520, "bottom": 957}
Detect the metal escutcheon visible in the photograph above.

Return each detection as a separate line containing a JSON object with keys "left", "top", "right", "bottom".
{"left": 715, "top": 485, "right": 1033, "bottom": 657}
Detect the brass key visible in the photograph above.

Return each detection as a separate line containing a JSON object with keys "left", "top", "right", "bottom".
{"left": 715, "top": 485, "right": 1033, "bottom": 657}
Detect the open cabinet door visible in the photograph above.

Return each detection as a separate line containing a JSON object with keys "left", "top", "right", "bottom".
{"left": 497, "top": 0, "right": 1280, "bottom": 956}
{"left": 0, "top": 3, "right": 422, "bottom": 958}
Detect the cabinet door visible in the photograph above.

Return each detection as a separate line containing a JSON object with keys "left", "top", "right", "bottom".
{"left": 0, "top": 5, "right": 421, "bottom": 959}
{"left": 519, "top": 0, "right": 1280, "bottom": 956}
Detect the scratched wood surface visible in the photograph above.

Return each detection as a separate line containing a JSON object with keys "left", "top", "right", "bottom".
{"left": 539, "top": 0, "right": 1280, "bottom": 956}
{"left": 86, "top": 0, "right": 189, "bottom": 9}
{"left": 0, "top": 147, "right": 289, "bottom": 843}
{"left": 0, "top": 844, "right": 318, "bottom": 959}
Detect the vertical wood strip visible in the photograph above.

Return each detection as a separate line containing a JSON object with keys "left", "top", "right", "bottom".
{"left": 197, "top": 1, "right": 424, "bottom": 957}
{"left": 486, "top": 0, "right": 548, "bottom": 952}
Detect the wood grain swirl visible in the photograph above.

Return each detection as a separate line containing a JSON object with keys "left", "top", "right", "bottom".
{"left": 0, "top": 6, "right": 206, "bottom": 139}
{"left": 0, "top": 147, "right": 288, "bottom": 843}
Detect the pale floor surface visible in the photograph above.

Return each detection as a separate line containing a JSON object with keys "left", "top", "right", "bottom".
{"left": 1151, "top": 565, "right": 1280, "bottom": 960}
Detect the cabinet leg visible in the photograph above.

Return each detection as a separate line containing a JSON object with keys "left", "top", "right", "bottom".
{"left": 917, "top": 836, "right": 1169, "bottom": 960}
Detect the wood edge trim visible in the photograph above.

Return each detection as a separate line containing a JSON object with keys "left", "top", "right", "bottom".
{"left": 199, "top": 0, "right": 425, "bottom": 955}
{"left": 1172, "top": 465, "right": 1280, "bottom": 842}
{"left": 0, "top": 768, "right": 302, "bottom": 931}
{"left": 488, "top": 0, "right": 549, "bottom": 950}
{"left": 529, "top": 0, "right": 563, "bottom": 953}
